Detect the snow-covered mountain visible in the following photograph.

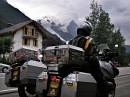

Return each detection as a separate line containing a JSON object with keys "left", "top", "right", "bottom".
{"left": 45, "top": 27, "right": 66, "bottom": 42}
{"left": 37, "top": 16, "right": 78, "bottom": 41}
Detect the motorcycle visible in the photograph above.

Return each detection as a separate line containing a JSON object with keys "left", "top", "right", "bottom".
{"left": 36, "top": 44, "right": 119, "bottom": 97}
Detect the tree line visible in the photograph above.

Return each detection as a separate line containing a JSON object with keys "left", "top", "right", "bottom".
{"left": 0, "top": 36, "right": 13, "bottom": 64}
{"left": 86, "top": 0, "right": 129, "bottom": 66}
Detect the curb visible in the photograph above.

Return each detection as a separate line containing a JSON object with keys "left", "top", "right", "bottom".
{"left": 0, "top": 88, "right": 18, "bottom": 95}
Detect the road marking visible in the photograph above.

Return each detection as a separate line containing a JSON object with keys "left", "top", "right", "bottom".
{"left": 0, "top": 88, "right": 18, "bottom": 94}
{"left": 0, "top": 88, "right": 17, "bottom": 92}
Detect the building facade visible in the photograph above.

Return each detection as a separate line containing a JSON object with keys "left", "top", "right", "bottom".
{"left": 0, "top": 20, "right": 47, "bottom": 62}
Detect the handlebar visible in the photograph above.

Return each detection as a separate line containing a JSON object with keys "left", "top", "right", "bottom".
{"left": 97, "top": 50, "right": 119, "bottom": 61}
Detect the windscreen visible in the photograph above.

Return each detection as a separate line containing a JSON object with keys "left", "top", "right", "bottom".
{"left": 97, "top": 44, "right": 110, "bottom": 51}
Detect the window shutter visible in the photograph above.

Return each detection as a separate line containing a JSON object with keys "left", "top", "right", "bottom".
{"left": 36, "top": 40, "right": 38, "bottom": 46}
{"left": 28, "top": 39, "right": 30, "bottom": 46}
{"left": 33, "top": 39, "right": 38, "bottom": 46}
{"left": 34, "top": 30, "right": 36, "bottom": 37}
{"left": 28, "top": 28, "right": 30, "bottom": 36}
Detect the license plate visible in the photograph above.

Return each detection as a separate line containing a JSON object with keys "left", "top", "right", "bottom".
{"left": 50, "top": 81, "right": 59, "bottom": 88}
{"left": 13, "top": 71, "right": 18, "bottom": 76}
{"left": 12, "top": 76, "right": 18, "bottom": 81}
{"left": 13, "top": 67, "right": 18, "bottom": 70}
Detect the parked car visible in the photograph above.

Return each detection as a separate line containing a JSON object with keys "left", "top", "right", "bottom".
{"left": 0, "top": 63, "right": 11, "bottom": 73}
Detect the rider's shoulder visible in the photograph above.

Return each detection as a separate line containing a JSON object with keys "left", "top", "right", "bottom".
{"left": 84, "top": 36, "right": 93, "bottom": 41}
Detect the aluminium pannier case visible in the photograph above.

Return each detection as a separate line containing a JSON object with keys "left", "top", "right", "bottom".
{"left": 5, "top": 60, "right": 47, "bottom": 87}
{"left": 9, "top": 47, "right": 38, "bottom": 63}
{"left": 44, "top": 45, "right": 85, "bottom": 65}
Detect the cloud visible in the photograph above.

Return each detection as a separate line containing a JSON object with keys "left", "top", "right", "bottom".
{"left": 8, "top": 0, "right": 92, "bottom": 21}
{"left": 99, "top": 0, "right": 130, "bottom": 44}
{"left": 7, "top": 0, "right": 130, "bottom": 44}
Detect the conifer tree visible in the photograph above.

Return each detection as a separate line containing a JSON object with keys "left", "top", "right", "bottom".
{"left": 86, "top": 0, "right": 128, "bottom": 66}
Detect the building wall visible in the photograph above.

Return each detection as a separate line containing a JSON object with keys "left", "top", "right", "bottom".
{"left": 13, "top": 24, "right": 43, "bottom": 55}
{"left": 13, "top": 29, "right": 23, "bottom": 51}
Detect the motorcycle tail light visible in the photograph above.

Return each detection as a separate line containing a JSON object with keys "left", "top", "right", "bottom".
{"left": 51, "top": 76, "right": 60, "bottom": 82}
{"left": 51, "top": 76, "right": 57, "bottom": 81}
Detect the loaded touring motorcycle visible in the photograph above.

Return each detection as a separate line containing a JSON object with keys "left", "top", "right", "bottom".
{"left": 36, "top": 44, "right": 119, "bottom": 97}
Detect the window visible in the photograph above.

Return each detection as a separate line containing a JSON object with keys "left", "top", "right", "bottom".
{"left": 24, "top": 27, "right": 28, "bottom": 35}
{"left": 31, "top": 29, "right": 37, "bottom": 37}
{"left": 22, "top": 38, "right": 30, "bottom": 46}
{"left": 32, "top": 29, "right": 35, "bottom": 36}
{"left": 33, "top": 39, "right": 38, "bottom": 46}
{"left": 23, "top": 27, "right": 37, "bottom": 38}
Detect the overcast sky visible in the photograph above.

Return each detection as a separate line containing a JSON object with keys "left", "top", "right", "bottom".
{"left": 8, "top": 0, "right": 130, "bottom": 45}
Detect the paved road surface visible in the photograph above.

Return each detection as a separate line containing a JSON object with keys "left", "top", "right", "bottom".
{"left": 115, "top": 74, "right": 130, "bottom": 97}
{"left": 0, "top": 67, "right": 130, "bottom": 97}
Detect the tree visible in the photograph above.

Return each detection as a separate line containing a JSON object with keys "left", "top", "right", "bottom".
{"left": 86, "top": 0, "right": 128, "bottom": 66}
{"left": 0, "top": 36, "right": 13, "bottom": 64}
{"left": 110, "top": 29, "right": 128, "bottom": 66}
{"left": 86, "top": 0, "right": 114, "bottom": 45}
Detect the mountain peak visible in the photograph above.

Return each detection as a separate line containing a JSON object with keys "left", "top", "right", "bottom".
{"left": 37, "top": 16, "right": 79, "bottom": 40}
{"left": 67, "top": 20, "right": 78, "bottom": 37}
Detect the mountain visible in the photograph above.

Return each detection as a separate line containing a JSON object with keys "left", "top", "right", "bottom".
{"left": 0, "top": 0, "right": 65, "bottom": 46}
{"left": 38, "top": 16, "right": 78, "bottom": 41}
{"left": 125, "top": 45, "right": 130, "bottom": 53}
{"left": 0, "top": 0, "right": 30, "bottom": 30}
{"left": 67, "top": 20, "right": 78, "bottom": 37}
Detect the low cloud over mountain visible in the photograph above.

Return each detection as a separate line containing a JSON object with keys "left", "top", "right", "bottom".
{"left": 37, "top": 16, "right": 78, "bottom": 41}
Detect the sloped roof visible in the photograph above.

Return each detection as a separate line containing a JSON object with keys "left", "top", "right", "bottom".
{"left": 0, "top": 0, "right": 30, "bottom": 30}
{"left": 0, "top": 20, "right": 48, "bottom": 38}
{"left": 0, "top": 20, "right": 32, "bottom": 34}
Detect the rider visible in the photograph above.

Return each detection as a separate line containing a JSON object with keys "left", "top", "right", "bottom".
{"left": 68, "top": 22, "right": 113, "bottom": 97}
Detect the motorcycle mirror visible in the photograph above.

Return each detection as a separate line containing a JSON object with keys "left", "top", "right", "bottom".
{"left": 115, "top": 44, "right": 118, "bottom": 48}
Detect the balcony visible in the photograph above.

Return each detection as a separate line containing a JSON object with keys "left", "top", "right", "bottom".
{"left": 22, "top": 34, "right": 38, "bottom": 39}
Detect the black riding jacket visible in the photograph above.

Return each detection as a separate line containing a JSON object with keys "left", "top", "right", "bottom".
{"left": 69, "top": 35, "right": 96, "bottom": 60}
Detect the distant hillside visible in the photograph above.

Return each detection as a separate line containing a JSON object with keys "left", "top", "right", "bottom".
{"left": 125, "top": 45, "right": 130, "bottom": 53}
{"left": 0, "top": 0, "right": 30, "bottom": 30}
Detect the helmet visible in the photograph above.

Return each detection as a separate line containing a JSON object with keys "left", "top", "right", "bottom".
{"left": 77, "top": 22, "right": 92, "bottom": 36}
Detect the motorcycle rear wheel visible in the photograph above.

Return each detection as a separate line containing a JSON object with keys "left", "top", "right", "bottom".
{"left": 108, "top": 89, "right": 115, "bottom": 97}
{"left": 107, "top": 79, "right": 116, "bottom": 97}
{"left": 18, "top": 85, "right": 38, "bottom": 97}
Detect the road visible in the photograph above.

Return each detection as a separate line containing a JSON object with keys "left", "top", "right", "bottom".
{"left": 0, "top": 73, "right": 16, "bottom": 91}
{"left": 0, "top": 67, "right": 130, "bottom": 97}
{"left": 115, "top": 75, "right": 130, "bottom": 97}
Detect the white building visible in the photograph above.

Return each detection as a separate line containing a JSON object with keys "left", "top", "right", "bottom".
{"left": 0, "top": 20, "right": 48, "bottom": 62}
{"left": 0, "top": 20, "right": 47, "bottom": 51}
